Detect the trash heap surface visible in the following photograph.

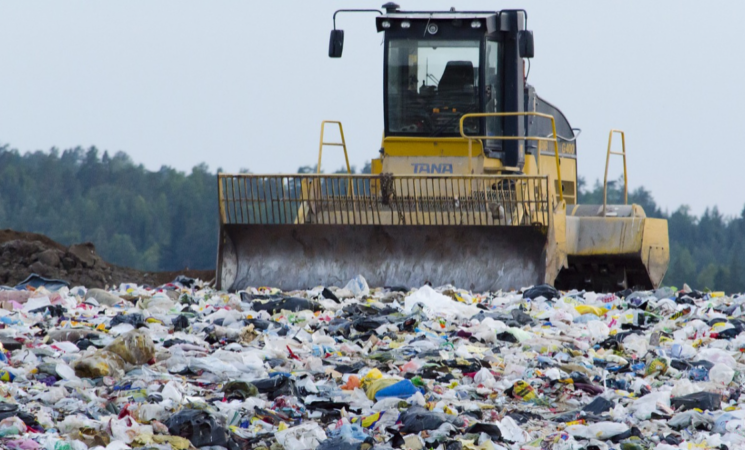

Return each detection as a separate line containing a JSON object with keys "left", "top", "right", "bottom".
{"left": 0, "top": 275, "right": 744, "bottom": 450}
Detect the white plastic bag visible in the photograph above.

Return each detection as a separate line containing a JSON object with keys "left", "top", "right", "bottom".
{"left": 710, "top": 363, "right": 735, "bottom": 385}
{"left": 670, "top": 378, "right": 701, "bottom": 397}
{"left": 473, "top": 368, "right": 497, "bottom": 388}
{"left": 697, "top": 348, "right": 737, "bottom": 368}
{"left": 343, "top": 275, "right": 370, "bottom": 296}
{"left": 275, "top": 422, "right": 327, "bottom": 450}
{"left": 404, "top": 285, "right": 479, "bottom": 319}
{"left": 586, "top": 320, "right": 610, "bottom": 342}
{"left": 497, "top": 416, "right": 528, "bottom": 443}
{"left": 567, "top": 422, "right": 629, "bottom": 440}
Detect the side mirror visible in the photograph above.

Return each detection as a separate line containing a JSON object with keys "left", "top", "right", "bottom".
{"left": 329, "top": 29, "right": 344, "bottom": 58}
{"left": 518, "top": 30, "right": 534, "bottom": 58}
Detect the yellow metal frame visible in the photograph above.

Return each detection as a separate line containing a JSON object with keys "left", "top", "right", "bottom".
{"left": 317, "top": 120, "right": 355, "bottom": 204}
{"left": 218, "top": 172, "right": 226, "bottom": 224}
{"left": 381, "top": 136, "right": 484, "bottom": 157}
{"left": 217, "top": 173, "right": 552, "bottom": 227}
{"left": 603, "top": 129, "right": 628, "bottom": 216}
{"left": 317, "top": 121, "right": 352, "bottom": 174}
{"left": 459, "top": 112, "right": 563, "bottom": 202}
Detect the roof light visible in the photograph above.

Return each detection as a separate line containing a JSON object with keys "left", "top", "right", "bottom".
{"left": 401, "top": 20, "right": 411, "bottom": 29}
{"left": 381, "top": 20, "right": 391, "bottom": 29}
{"left": 427, "top": 23, "right": 439, "bottom": 35}
{"left": 471, "top": 20, "right": 482, "bottom": 29}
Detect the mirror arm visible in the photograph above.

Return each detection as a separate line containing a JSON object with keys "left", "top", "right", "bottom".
{"left": 332, "top": 9, "right": 384, "bottom": 29}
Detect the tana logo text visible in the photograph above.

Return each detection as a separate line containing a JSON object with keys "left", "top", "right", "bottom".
{"left": 411, "top": 163, "right": 454, "bottom": 174}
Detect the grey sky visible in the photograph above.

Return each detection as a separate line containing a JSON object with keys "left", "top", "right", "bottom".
{"left": 1, "top": 1, "right": 744, "bottom": 216}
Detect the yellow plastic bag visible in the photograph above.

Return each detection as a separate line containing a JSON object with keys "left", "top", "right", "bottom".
{"left": 351, "top": 411, "right": 385, "bottom": 428}
{"left": 362, "top": 368, "right": 383, "bottom": 383}
{"left": 575, "top": 305, "right": 606, "bottom": 317}
{"left": 511, "top": 380, "right": 536, "bottom": 401}
{"left": 365, "top": 378, "right": 399, "bottom": 400}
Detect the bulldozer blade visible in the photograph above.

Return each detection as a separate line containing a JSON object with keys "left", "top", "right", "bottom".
{"left": 555, "top": 214, "right": 669, "bottom": 292}
{"left": 217, "top": 224, "right": 549, "bottom": 292}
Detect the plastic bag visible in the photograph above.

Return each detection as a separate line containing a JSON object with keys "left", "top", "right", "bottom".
{"left": 276, "top": 422, "right": 328, "bottom": 450}
{"left": 364, "top": 378, "right": 399, "bottom": 400}
{"left": 586, "top": 320, "right": 610, "bottom": 342}
{"left": 104, "top": 328, "right": 154, "bottom": 365}
{"left": 566, "top": 422, "right": 629, "bottom": 440}
{"left": 252, "top": 375, "right": 296, "bottom": 400}
{"left": 399, "top": 406, "right": 463, "bottom": 433}
{"left": 164, "top": 409, "right": 228, "bottom": 448}
{"left": 84, "top": 288, "right": 122, "bottom": 306}
{"left": 582, "top": 396, "right": 614, "bottom": 414}
{"left": 172, "top": 314, "right": 190, "bottom": 331}
{"left": 709, "top": 363, "right": 735, "bottom": 385}
{"left": 110, "top": 312, "right": 144, "bottom": 328}
{"left": 109, "top": 416, "right": 147, "bottom": 444}
{"left": 497, "top": 416, "right": 527, "bottom": 443}
{"left": 668, "top": 410, "right": 715, "bottom": 430}
{"left": 670, "top": 379, "right": 701, "bottom": 398}
{"left": 250, "top": 297, "right": 321, "bottom": 313}
{"left": 522, "top": 284, "right": 559, "bottom": 300}
{"left": 473, "top": 368, "right": 497, "bottom": 388}
{"left": 373, "top": 379, "right": 424, "bottom": 400}
{"left": 671, "top": 392, "right": 721, "bottom": 412}
{"left": 0, "top": 416, "right": 26, "bottom": 437}
{"left": 317, "top": 437, "right": 368, "bottom": 450}
{"left": 222, "top": 380, "right": 259, "bottom": 400}
{"left": 343, "top": 275, "right": 370, "bottom": 297}
{"left": 696, "top": 348, "right": 737, "bottom": 368}
{"left": 404, "top": 285, "right": 479, "bottom": 319}
{"left": 465, "top": 423, "right": 501, "bottom": 441}
{"left": 72, "top": 349, "right": 125, "bottom": 378}
{"left": 630, "top": 390, "right": 671, "bottom": 420}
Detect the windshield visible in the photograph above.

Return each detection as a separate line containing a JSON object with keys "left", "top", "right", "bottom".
{"left": 387, "top": 39, "right": 480, "bottom": 136}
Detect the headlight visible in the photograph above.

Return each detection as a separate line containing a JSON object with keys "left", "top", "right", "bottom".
{"left": 401, "top": 20, "right": 411, "bottom": 29}
{"left": 471, "top": 20, "right": 482, "bottom": 29}
{"left": 381, "top": 20, "right": 391, "bottom": 29}
{"left": 427, "top": 23, "right": 439, "bottom": 35}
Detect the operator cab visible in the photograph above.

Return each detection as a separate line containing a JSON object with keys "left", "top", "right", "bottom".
{"left": 372, "top": 3, "right": 535, "bottom": 166}
{"left": 329, "top": 3, "right": 575, "bottom": 174}
{"left": 378, "top": 11, "right": 498, "bottom": 138}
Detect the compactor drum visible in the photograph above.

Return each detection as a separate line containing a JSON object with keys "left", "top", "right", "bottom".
{"left": 217, "top": 4, "right": 669, "bottom": 292}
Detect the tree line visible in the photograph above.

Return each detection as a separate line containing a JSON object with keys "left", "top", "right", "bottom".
{"left": 0, "top": 144, "right": 742, "bottom": 292}
{"left": 0, "top": 145, "right": 215, "bottom": 272}
{"left": 578, "top": 178, "right": 745, "bottom": 293}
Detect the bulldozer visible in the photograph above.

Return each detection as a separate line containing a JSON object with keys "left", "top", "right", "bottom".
{"left": 216, "top": 4, "right": 669, "bottom": 293}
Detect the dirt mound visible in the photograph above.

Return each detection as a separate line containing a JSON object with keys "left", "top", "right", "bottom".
{"left": 0, "top": 229, "right": 214, "bottom": 288}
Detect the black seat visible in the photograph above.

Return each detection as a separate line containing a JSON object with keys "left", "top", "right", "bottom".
{"left": 438, "top": 61, "right": 474, "bottom": 93}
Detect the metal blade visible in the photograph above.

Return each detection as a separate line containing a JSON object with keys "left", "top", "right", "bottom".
{"left": 218, "top": 224, "right": 548, "bottom": 292}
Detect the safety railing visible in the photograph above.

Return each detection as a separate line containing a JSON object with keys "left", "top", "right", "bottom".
{"left": 459, "top": 112, "right": 564, "bottom": 203}
{"left": 218, "top": 174, "right": 550, "bottom": 227}
{"left": 317, "top": 121, "right": 352, "bottom": 174}
{"left": 603, "top": 129, "right": 628, "bottom": 216}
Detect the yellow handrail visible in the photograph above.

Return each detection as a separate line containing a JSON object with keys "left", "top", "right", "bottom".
{"left": 459, "top": 112, "right": 563, "bottom": 203}
{"left": 218, "top": 174, "right": 226, "bottom": 224}
{"left": 603, "top": 129, "right": 628, "bottom": 216}
{"left": 317, "top": 120, "right": 355, "bottom": 206}
{"left": 317, "top": 120, "right": 352, "bottom": 174}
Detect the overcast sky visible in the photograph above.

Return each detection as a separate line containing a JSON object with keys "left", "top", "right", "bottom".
{"left": 1, "top": 1, "right": 744, "bottom": 216}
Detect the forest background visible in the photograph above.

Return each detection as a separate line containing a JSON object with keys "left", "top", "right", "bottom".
{"left": 1, "top": 145, "right": 741, "bottom": 292}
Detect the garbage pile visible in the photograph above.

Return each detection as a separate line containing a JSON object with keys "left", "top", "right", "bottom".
{"left": 1, "top": 274, "right": 744, "bottom": 450}
{"left": 0, "top": 229, "right": 212, "bottom": 289}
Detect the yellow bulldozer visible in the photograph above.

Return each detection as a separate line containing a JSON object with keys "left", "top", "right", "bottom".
{"left": 216, "top": 4, "right": 669, "bottom": 293}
